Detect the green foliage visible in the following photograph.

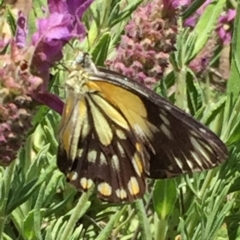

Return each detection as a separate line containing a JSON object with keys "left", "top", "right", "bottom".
{"left": 187, "top": 0, "right": 226, "bottom": 62}
{"left": 1, "top": 0, "right": 240, "bottom": 239}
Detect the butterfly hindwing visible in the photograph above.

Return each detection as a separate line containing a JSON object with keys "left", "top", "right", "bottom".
{"left": 58, "top": 90, "right": 149, "bottom": 202}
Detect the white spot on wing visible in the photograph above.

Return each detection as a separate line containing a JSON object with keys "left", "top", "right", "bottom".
{"left": 98, "top": 182, "right": 112, "bottom": 196}
{"left": 116, "top": 129, "right": 127, "bottom": 139}
{"left": 134, "top": 124, "right": 146, "bottom": 138}
{"left": 100, "top": 152, "right": 107, "bottom": 165}
{"left": 159, "top": 113, "right": 170, "bottom": 126}
{"left": 165, "top": 105, "right": 172, "bottom": 111}
{"left": 68, "top": 171, "right": 78, "bottom": 181}
{"left": 111, "top": 155, "right": 120, "bottom": 171}
{"left": 190, "top": 136, "right": 211, "bottom": 164}
{"left": 160, "top": 109, "right": 168, "bottom": 116}
{"left": 191, "top": 151, "right": 204, "bottom": 169}
{"left": 185, "top": 157, "right": 194, "bottom": 169}
{"left": 168, "top": 165, "right": 173, "bottom": 171}
{"left": 117, "top": 142, "right": 125, "bottom": 157}
{"left": 80, "top": 177, "right": 94, "bottom": 189}
{"left": 190, "top": 130, "right": 200, "bottom": 138}
{"left": 199, "top": 128, "right": 207, "bottom": 134}
{"left": 174, "top": 156, "right": 183, "bottom": 170}
{"left": 87, "top": 149, "right": 97, "bottom": 163}
{"left": 128, "top": 177, "right": 140, "bottom": 195}
{"left": 132, "top": 153, "right": 142, "bottom": 177}
{"left": 160, "top": 124, "right": 173, "bottom": 139}
{"left": 78, "top": 148, "right": 84, "bottom": 158}
{"left": 116, "top": 188, "right": 127, "bottom": 199}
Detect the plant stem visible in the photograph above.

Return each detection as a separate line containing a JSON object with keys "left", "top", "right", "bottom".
{"left": 154, "top": 215, "right": 167, "bottom": 240}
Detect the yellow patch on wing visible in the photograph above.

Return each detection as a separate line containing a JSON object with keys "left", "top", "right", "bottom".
{"left": 80, "top": 177, "right": 94, "bottom": 190}
{"left": 115, "top": 188, "right": 127, "bottom": 199}
{"left": 91, "top": 94, "right": 129, "bottom": 130}
{"left": 59, "top": 94, "right": 76, "bottom": 153}
{"left": 86, "top": 81, "right": 102, "bottom": 92}
{"left": 91, "top": 81, "right": 158, "bottom": 139}
{"left": 67, "top": 171, "right": 78, "bottom": 181}
{"left": 128, "top": 177, "right": 140, "bottom": 196}
{"left": 88, "top": 97, "right": 113, "bottom": 146}
{"left": 94, "top": 81, "right": 147, "bottom": 116}
{"left": 59, "top": 96, "right": 89, "bottom": 160}
{"left": 132, "top": 152, "right": 143, "bottom": 176}
{"left": 98, "top": 182, "right": 112, "bottom": 196}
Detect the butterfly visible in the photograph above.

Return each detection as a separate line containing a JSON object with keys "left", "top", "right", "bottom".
{"left": 57, "top": 52, "right": 228, "bottom": 203}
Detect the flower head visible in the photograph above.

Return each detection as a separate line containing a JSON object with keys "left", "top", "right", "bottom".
{"left": 107, "top": 0, "right": 177, "bottom": 88}
{"left": 216, "top": 9, "right": 236, "bottom": 44}
{"left": 0, "top": 0, "right": 93, "bottom": 165}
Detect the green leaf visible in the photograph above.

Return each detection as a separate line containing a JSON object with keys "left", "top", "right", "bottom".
{"left": 91, "top": 32, "right": 111, "bottom": 66}
{"left": 23, "top": 210, "right": 35, "bottom": 239}
{"left": 34, "top": 183, "right": 46, "bottom": 240}
{"left": 108, "top": 0, "right": 142, "bottom": 28}
{"left": 59, "top": 188, "right": 94, "bottom": 240}
{"left": 188, "top": 0, "right": 226, "bottom": 61}
{"left": 153, "top": 179, "right": 177, "bottom": 220}
{"left": 226, "top": 2, "right": 240, "bottom": 102}
{"left": 201, "top": 97, "right": 226, "bottom": 127}
{"left": 186, "top": 70, "right": 200, "bottom": 116}
{"left": 95, "top": 206, "right": 127, "bottom": 240}
{"left": 6, "top": 7, "right": 16, "bottom": 36}
{"left": 134, "top": 199, "right": 151, "bottom": 240}
{"left": 182, "top": 0, "right": 212, "bottom": 20}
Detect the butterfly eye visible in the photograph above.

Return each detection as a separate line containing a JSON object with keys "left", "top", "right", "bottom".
{"left": 75, "top": 52, "right": 88, "bottom": 65}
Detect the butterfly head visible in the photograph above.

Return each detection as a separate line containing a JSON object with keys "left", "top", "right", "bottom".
{"left": 65, "top": 52, "right": 100, "bottom": 94}
{"left": 72, "top": 52, "right": 98, "bottom": 74}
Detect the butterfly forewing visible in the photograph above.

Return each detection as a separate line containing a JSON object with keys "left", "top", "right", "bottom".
{"left": 57, "top": 52, "right": 228, "bottom": 203}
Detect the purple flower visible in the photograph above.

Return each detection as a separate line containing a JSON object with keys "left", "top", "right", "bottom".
{"left": 162, "top": 0, "right": 190, "bottom": 18}
{"left": 217, "top": 9, "right": 236, "bottom": 44}
{"left": 185, "top": 0, "right": 212, "bottom": 27}
{"left": 29, "top": 0, "right": 93, "bottom": 112}
{"left": 32, "top": 13, "right": 73, "bottom": 78}
{"left": 0, "top": 42, "right": 38, "bottom": 165}
{"left": 15, "top": 11, "right": 27, "bottom": 48}
{"left": 0, "top": 0, "right": 93, "bottom": 165}
{"left": 107, "top": 0, "right": 177, "bottom": 88}
{"left": 184, "top": 2, "right": 235, "bottom": 44}
{"left": 32, "top": 0, "right": 93, "bottom": 83}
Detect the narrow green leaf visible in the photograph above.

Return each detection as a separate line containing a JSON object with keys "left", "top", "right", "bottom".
{"left": 135, "top": 199, "right": 151, "bottom": 240}
{"left": 6, "top": 7, "right": 16, "bottom": 35}
{"left": 7, "top": 156, "right": 56, "bottom": 214}
{"left": 182, "top": 0, "right": 211, "bottom": 20}
{"left": 91, "top": 32, "right": 111, "bottom": 66}
{"left": 188, "top": 0, "right": 226, "bottom": 61}
{"left": 43, "top": 125, "right": 58, "bottom": 150}
{"left": 109, "top": 0, "right": 142, "bottom": 28}
{"left": 96, "top": 206, "right": 127, "bottom": 240}
{"left": 34, "top": 183, "right": 46, "bottom": 240}
{"left": 23, "top": 210, "right": 36, "bottom": 239}
{"left": 59, "top": 187, "right": 94, "bottom": 240}
{"left": 186, "top": 70, "right": 200, "bottom": 116}
{"left": 51, "top": 217, "right": 65, "bottom": 240}
{"left": 226, "top": 2, "right": 240, "bottom": 102}
{"left": 201, "top": 97, "right": 226, "bottom": 126}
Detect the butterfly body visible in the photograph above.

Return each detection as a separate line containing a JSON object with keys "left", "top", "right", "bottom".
{"left": 57, "top": 52, "right": 228, "bottom": 203}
